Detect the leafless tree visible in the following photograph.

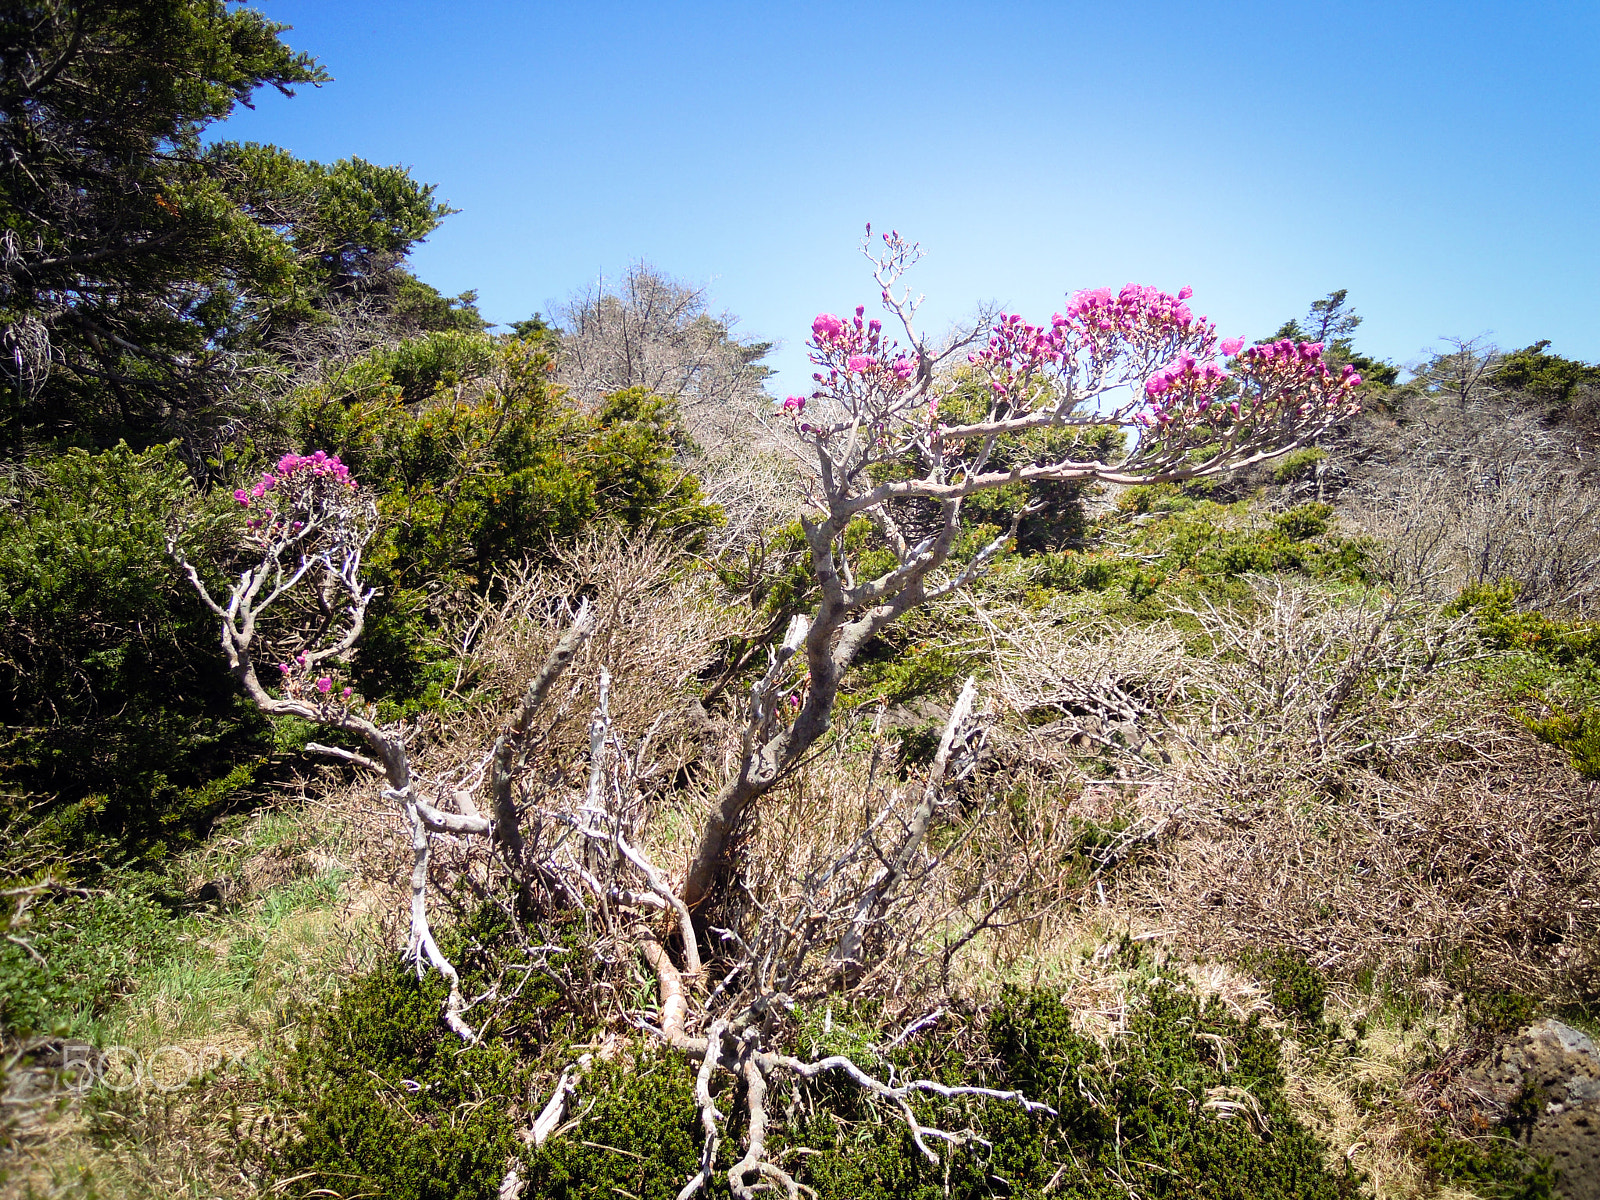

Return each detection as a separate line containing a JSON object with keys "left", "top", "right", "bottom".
{"left": 1407, "top": 334, "right": 1501, "bottom": 411}
{"left": 554, "top": 263, "right": 773, "bottom": 448}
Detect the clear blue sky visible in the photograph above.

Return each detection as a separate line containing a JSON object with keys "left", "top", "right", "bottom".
{"left": 221, "top": 1, "right": 1599, "bottom": 391}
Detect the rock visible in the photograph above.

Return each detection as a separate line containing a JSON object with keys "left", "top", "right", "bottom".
{"left": 1471, "top": 1019, "right": 1600, "bottom": 1198}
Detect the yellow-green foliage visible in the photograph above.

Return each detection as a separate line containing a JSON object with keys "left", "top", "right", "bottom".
{"left": 1271, "top": 447, "right": 1327, "bottom": 484}
{"left": 1448, "top": 580, "right": 1600, "bottom": 776}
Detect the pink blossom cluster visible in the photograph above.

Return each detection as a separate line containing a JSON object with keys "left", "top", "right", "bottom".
{"left": 795, "top": 305, "right": 918, "bottom": 428}
{"left": 969, "top": 312, "right": 1070, "bottom": 396}
{"left": 1235, "top": 339, "right": 1364, "bottom": 413}
{"left": 1143, "top": 353, "right": 1230, "bottom": 398}
{"left": 274, "top": 652, "right": 354, "bottom": 703}
{"left": 233, "top": 450, "right": 354, "bottom": 510}
{"left": 1063, "top": 282, "right": 1202, "bottom": 340}
{"left": 1137, "top": 337, "right": 1364, "bottom": 434}
{"left": 791, "top": 278, "right": 1362, "bottom": 454}
{"left": 1239, "top": 338, "right": 1361, "bottom": 386}
{"left": 231, "top": 450, "right": 358, "bottom": 542}
{"left": 967, "top": 284, "right": 1221, "bottom": 401}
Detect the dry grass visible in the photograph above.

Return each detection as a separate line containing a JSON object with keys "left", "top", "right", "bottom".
{"left": 0, "top": 798, "right": 391, "bottom": 1199}
{"left": 1137, "top": 730, "right": 1600, "bottom": 998}
{"left": 1281, "top": 991, "right": 1483, "bottom": 1200}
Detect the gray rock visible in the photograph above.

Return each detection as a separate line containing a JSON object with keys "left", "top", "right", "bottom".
{"left": 1471, "top": 1019, "right": 1600, "bottom": 1198}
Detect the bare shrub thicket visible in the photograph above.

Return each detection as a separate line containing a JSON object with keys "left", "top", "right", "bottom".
{"left": 959, "top": 577, "right": 1600, "bottom": 999}
{"left": 1341, "top": 367, "right": 1600, "bottom": 611}
{"left": 1029, "top": 580, "right": 1599, "bottom": 998}
{"left": 1148, "top": 734, "right": 1600, "bottom": 1000}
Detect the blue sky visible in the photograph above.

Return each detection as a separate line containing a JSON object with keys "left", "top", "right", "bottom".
{"left": 222, "top": 1, "right": 1599, "bottom": 390}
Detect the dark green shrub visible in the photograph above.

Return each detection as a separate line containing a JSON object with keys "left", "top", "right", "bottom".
{"left": 1467, "top": 990, "right": 1541, "bottom": 1036}
{"left": 1248, "top": 948, "right": 1329, "bottom": 1030}
{"left": 783, "top": 982, "right": 1356, "bottom": 1200}
{"left": 521, "top": 1051, "right": 712, "bottom": 1200}
{"left": 1273, "top": 502, "right": 1334, "bottom": 541}
{"left": 270, "top": 960, "right": 1359, "bottom": 1200}
{"left": 272, "top": 960, "right": 525, "bottom": 1200}
{"left": 0, "top": 443, "right": 273, "bottom": 865}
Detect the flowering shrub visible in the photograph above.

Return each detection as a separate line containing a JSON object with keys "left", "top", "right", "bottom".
{"left": 690, "top": 230, "right": 1366, "bottom": 911}
{"left": 787, "top": 261, "right": 1361, "bottom": 470}
{"left": 232, "top": 450, "right": 360, "bottom": 545}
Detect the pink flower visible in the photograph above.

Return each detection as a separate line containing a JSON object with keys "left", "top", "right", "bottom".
{"left": 892, "top": 356, "right": 916, "bottom": 381}
{"left": 812, "top": 313, "right": 845, "bottom": 341}
{"left": 1177, "top": 286, "right": 1194, "bottom": 300}
{"left": 847, "top": 354, "right": 872, "bottom": 374}
{"left": 315, "top": 677, "right": 332, "bottom": 694}
{"left": 782, "top": 395, "right": 806, "bottom": 413}
{"left": 341, "top": 687, "right": 353, "bottom": 699}
{"left": 233, "top": 489, "right": 250, "bottom": 506}
{"left": 1219, "top": 337, "right": 1245, "bottom": 356}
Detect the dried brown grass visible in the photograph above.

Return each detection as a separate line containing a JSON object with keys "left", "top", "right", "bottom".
{"left": 1134, "top": 726, "right": 1600, "bottom": 999}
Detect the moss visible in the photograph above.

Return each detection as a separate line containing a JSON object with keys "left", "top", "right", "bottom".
{"left": 1467, "top": 990, "right": 1541, "bottom": 1036}
{"left": 1246, "top": 948, "right": 1330, "bottom": 1031}
{"left": 1271, "top": 447, "right": 1327, "bottom": 485}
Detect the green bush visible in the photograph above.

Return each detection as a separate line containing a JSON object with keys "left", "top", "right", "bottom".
{"left": 784, "top": 981, "right": 1356, "bottom": 1200}
{"left": 520, "top": 1051, "right": 710, "bottom": 1200}
{"left": 1423, "top": 1125, "right": 1555, "bottom": 1200}
{"left": 1247, "top": 948, "right": 1330, "bottom": 1030}
{"left": 0, "top": 443, "right": 273, "bottom": 865}
{"left": 1271, "top": 447, "right": 1327, "bottom": 485}
{"left": 1447, "top": 581, "right": 1600, "bottom": 775}
{"left": 271, "top": 961, "right": 526, "bottom": 1200}
{"left": 277, "top": 957, "right": 1359, "bottom": 1200}
{"left": 290, "top": 339, "right": 721, "bottom": 709}
{"left": 0, "top": 886, "right": 177, "bottom": 1038}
